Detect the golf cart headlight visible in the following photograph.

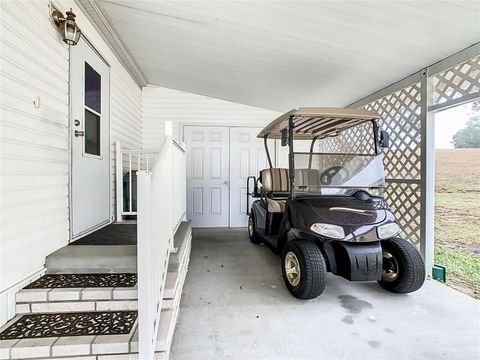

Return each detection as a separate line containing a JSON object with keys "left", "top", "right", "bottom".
{"left": 310, "top": 223, "right": 345, "bottom": 240}
{"left": 377, "top": 222, "right": 401, "bottom": 239}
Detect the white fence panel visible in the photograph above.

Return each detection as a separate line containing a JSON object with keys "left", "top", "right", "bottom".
{"left": 137, "top": 137, "right": 186, "bottom": 359}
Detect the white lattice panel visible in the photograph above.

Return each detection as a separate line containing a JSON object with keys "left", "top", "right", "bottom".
{"left": 432, "top": 55, "right": 480, "bottom": 107}
{"left": 362, "top": 83, "right": 423, "bottom": 246}
{"left": 343, "top": 50, "right": 480, "bottom": 259}
{"left": 384, "top": 181, "right": 421, "bottom": 246}
{"left": 316, "top": 83, "right": 423, "bottom": 245}
{"left": 364, "top": 83, "right": 422, "bottom": 180}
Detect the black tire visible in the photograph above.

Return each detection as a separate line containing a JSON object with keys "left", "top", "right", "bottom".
{"left": 248, "top": 214, "right": 261, "bottom": 244}
{"left": 281, "top": 240, "right": 327, "bottom": 299}
{"left": 378, "top": 238, "right": 425, "bottom": 293}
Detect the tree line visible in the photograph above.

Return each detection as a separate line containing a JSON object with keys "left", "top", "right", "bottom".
{"left": 452, "top": 100, "right": 480, "bottom": 148}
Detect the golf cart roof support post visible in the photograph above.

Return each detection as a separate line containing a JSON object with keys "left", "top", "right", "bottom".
{"left": 288, "top": 116, "right": 295, "bottom": 196}
{"left": 372, "top": 120, "right": 379, "bottom": 155}
{"left": 264, "top": 135, "right": 273, "bottom": 169}
{"left": 308, "top": 136, "right": 319, "bottom": 169}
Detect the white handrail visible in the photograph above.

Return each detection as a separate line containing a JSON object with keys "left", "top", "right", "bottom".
{"left": 115, "top": 141, "right": 160, "bottom": 220}
{"left": 137, "top": 137, "right": 186, "bottom": 359}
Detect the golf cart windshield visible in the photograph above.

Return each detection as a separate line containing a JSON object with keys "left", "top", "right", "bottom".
{"left": 293, "top": 152, "right": 385, "bottom": 194}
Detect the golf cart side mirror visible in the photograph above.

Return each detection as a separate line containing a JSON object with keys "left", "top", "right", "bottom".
{"left": 379, "top": 130, "right": 390, "bottom": 148}
{"left": 281, "top": 128, "right": 288, "bottom": 146}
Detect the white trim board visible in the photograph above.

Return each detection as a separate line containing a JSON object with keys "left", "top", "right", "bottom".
{"left": 0, "top": 267, "right": 46, "bottom": 327}
{"left": 74, "top": 0, "right": 147, "bottom": 87}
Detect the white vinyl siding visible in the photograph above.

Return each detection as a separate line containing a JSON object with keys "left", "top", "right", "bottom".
{"left": 0, "top": 1, "right": 70, "bottom": 326}
{"left": 0, "top": 0, "right": 141, "bottom": 326}
{"left": 142, "top": 86, "right": 280, "bottom": 148}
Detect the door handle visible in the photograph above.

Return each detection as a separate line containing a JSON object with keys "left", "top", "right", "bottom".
{"left": 224, "top": 180, "right": 228, "bottom": 185}
{"left": 74, "top": 130, "right": 85, "bottom": 137}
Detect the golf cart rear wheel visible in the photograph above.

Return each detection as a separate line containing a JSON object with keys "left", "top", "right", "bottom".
{"left": 248, "top": 214, "right": 261, "bottom": 244}
{"left": 281, "top": 240, "right": 326, "bottom": 299}
{"left": 378, "top": 238, "right": 425, "bottom": 293}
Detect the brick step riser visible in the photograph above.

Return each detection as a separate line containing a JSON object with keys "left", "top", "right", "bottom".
{"left": 16, "top": 300, "right": 138, "bottom": 314}
{"left": 15, "top": 293, "right": 184, "bottom": 314}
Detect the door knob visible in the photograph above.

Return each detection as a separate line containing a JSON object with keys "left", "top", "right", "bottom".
{"left": 224, "top": 180, "right": 228, "bottom": 185}
{"left": 74, "top": 130, "right": 85, "bottom": 137}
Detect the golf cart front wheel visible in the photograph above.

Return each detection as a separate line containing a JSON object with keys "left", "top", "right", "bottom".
{"left": 281, "top": 240, "right": 326, "bottom": 299}
{"left": 248, "top": 214, "right": 261, "bottom": 244}
{"left": 378, "top": 238, "right": 425, "bottom": 293}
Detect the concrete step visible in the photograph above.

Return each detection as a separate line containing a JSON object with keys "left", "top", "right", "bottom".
{"left": 0, "top": 311, "right": 173, "bottom": 359}
{"left": 168, "top": 222, "right": 192, "bottom": 272}
{"left": 1, "top": 283, "right": 184, "bottom": 360}
{"left": 15, "top": 222, "right": 192, "bottom": 315}
{"left": 45, "top": 221, "right": 190, "bottom": 275}
{"left": 1, "top": 221, "right": 192, "bottom": 359}
{"left": 15, "top": 263, "right": 189, "bottom": 314}
{"left": 46, "top": 246, "right": 137, "bottom": 274}
{"left": 163, "top": 237, "right": 191, "bottom": 309}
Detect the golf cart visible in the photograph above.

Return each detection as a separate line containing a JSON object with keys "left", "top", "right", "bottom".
{"left": 247, "top": 108, "right": 425, "bottom": 299}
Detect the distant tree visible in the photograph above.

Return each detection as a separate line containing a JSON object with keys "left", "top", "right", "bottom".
{"left": 452, "top": 116, "right": 480, "bottom": 148}
{"left": 472, "top": 99, "right": 480, "bottom": 113}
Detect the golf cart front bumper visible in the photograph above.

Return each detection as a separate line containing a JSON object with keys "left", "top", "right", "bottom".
{"left": 322, "top": 241, "right": 383, "bottom": 281}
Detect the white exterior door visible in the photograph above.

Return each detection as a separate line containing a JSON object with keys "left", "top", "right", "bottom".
{"left": 184, "top": 126, "right": 230, "bottom": 227}
{"left": 229, "top": 127, "right": 270, "bottom": 227}
{"left": 70, "top": 38, "right": 110, "bottom": 238}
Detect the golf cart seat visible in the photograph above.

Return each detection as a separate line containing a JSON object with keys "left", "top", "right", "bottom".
{"left": 295, "top": 169, "right": 320, "bottom": 191}
{"left": 266, "top": 198, "right": 286, "bottom": 213}
{"left": 260, "top": 168, "right": 289, "bottom": 213}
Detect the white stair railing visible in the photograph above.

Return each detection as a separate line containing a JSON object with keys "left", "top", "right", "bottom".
{"left": 137, "top": 137, "right": 186, "bottom": 359}
{"left": 115, "top": 141, "right": 160, "bottom": 221}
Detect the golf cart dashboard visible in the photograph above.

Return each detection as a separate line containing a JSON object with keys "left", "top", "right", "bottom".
{"left": 291, "top": 190, "right": 389, "bottom": 206}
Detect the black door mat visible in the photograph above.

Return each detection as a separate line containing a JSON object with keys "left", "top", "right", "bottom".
{"left": 71, "top": 224, "right": 137, "bottom": 245}
{"left": 0, "top": 311, "right": 137, "bottom": 340}
{"left": 25, "top": 273, "right": 137, "bottom": 289}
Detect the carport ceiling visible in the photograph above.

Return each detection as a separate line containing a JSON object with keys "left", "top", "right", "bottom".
{"left": 99, "top": 1, "right": 480, "bottom": 111}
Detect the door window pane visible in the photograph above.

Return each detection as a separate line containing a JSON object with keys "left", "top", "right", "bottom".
{"left": 85, "top": 62, "right": 101, "bottom": 113}
{"left": 85, "top": 109, "right": 100, "bottom": 156}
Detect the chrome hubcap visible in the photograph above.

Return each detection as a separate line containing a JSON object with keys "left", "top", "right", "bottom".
{"left": 284, "top": 251, "right": 301, "bottom": 287}
{"left": 382, "top": 250, "right": 399, "bottom": 282}
{"left": 248, "top": 217, "right": 254, "bottom": 237}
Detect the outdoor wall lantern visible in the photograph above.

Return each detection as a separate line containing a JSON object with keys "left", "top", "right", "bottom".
{"left": 50, "top": 6, "right": 81, "bottom": 45}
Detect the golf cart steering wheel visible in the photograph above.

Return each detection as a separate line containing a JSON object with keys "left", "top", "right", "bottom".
{"left": 320, "top": 166, "right": 350, "bottom": 185}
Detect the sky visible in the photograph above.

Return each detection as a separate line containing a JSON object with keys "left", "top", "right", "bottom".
{"left": 435, "top": 101, "right": 478, "bottom": 149}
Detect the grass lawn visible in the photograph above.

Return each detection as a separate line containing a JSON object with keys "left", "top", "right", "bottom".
{"left": 435, "top": 149, "right": 480, "bottom": 298}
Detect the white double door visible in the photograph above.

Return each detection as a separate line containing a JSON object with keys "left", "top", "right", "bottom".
{"left": 184, "top": 126, "right": 271, "bottom": 227}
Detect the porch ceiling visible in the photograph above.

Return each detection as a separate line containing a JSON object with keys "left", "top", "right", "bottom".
{"left": 99, "top": 0, "right": 480, "bottom": 111}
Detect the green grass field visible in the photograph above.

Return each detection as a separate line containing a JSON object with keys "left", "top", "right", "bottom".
{"left": 435, "top": 149, "right": 480, "bottom": 298}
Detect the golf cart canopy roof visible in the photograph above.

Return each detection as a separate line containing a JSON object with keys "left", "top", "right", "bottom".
{"left": 257, "top": 107, "right": 381, "bottom": 140}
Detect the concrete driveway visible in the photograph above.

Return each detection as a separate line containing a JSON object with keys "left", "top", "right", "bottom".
{"left": 170, "top": 228, "right": 480, "bottom": 360}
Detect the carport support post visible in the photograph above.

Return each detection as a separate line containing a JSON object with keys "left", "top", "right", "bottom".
{"left": 420, "top": 69, "right": 435, "bottom": 277}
